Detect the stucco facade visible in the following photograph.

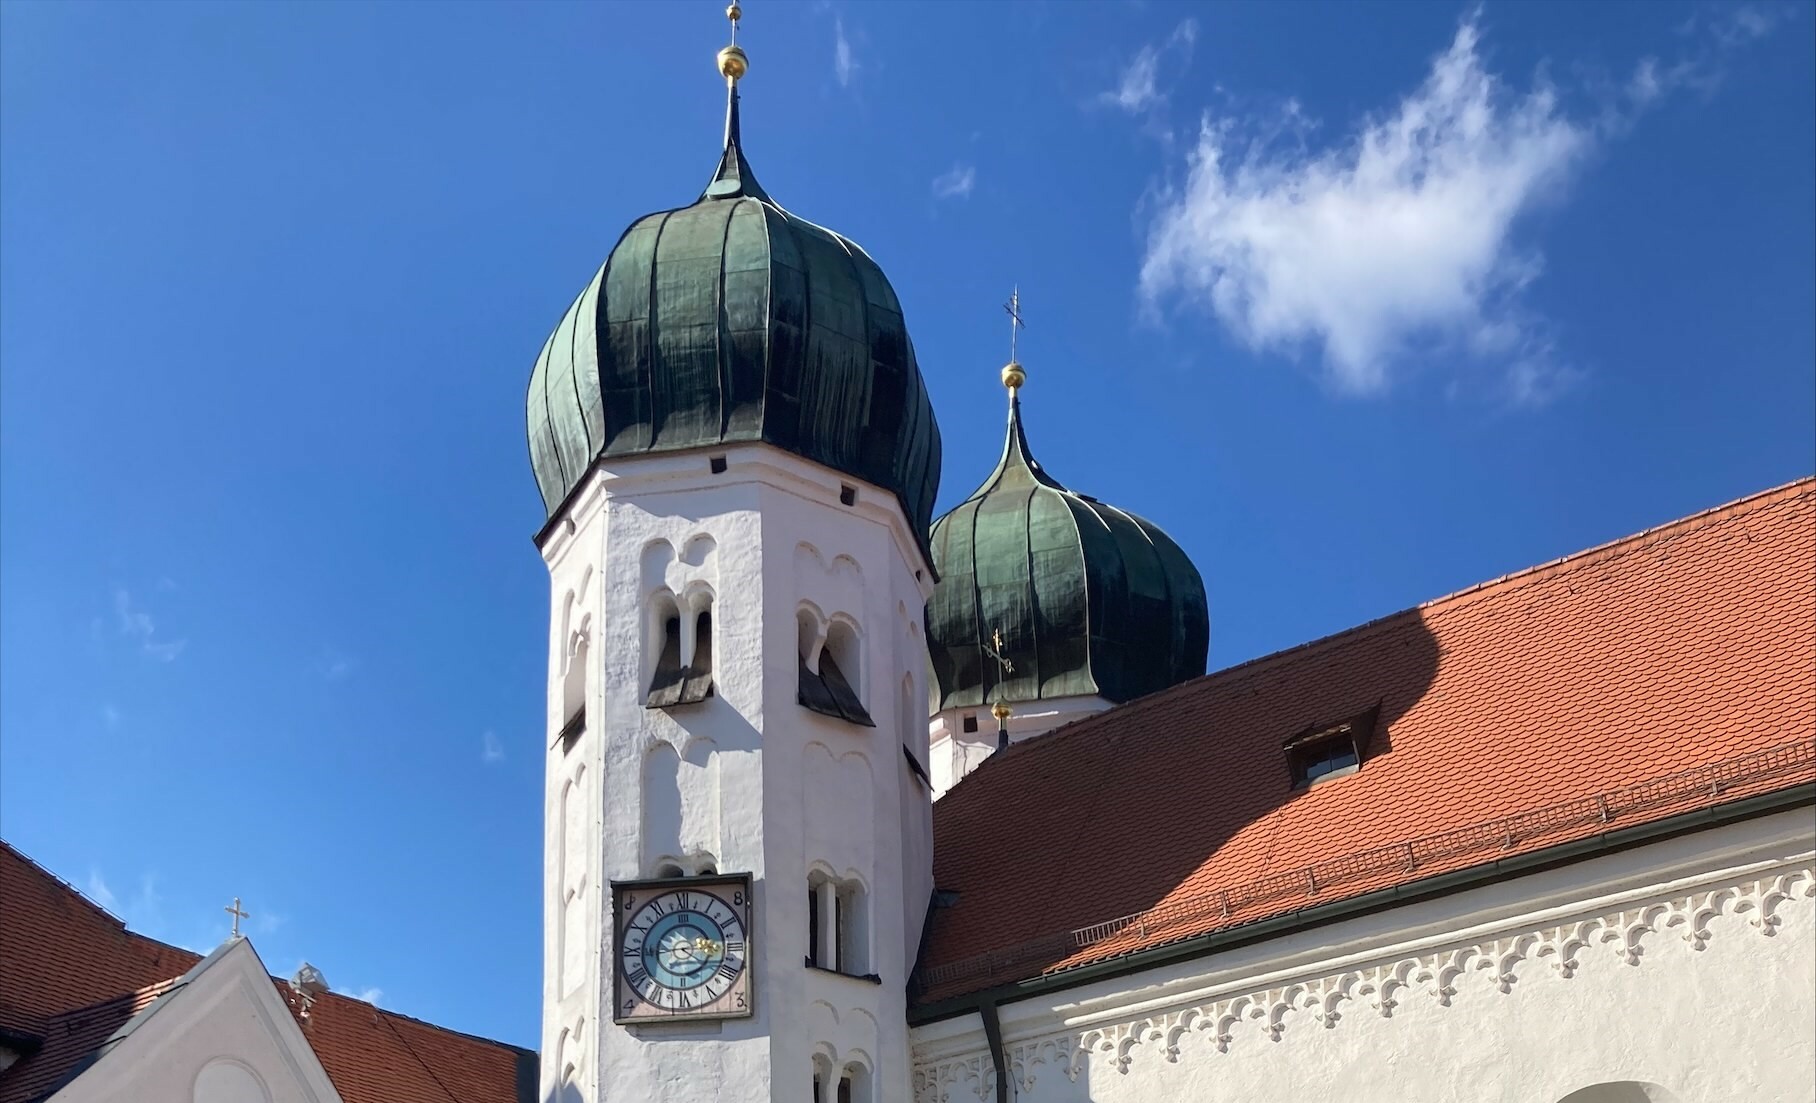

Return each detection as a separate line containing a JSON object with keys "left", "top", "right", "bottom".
{"left": 909, "top": 806, "right": 1815, "bottom": 1103}
{"left": 538, "top": 443, "right": 936, "bottom": 1103}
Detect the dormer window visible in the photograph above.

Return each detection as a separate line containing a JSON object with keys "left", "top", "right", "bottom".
{"left": 1285, "top": 706, "right": 1379, "bottom": 788}
{"left": 647, "top": 592, "right": 714, "bottom": 708}
{"left": 797, "top": 611, "right": 873, "bottom": 726}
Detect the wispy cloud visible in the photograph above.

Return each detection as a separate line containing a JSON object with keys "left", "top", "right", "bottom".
{"left": 931, "top": 163, "right": 976, "bottom": 200}
{"left": 113, "top": 587, "right": 186, "bottom": 662}
{"left": 101, "top": 704, "right": 122, "bottom": 730}
{"left": 86, "top": 870, "right": 162, "bottom": 925}
{"left": 481, "top": 730, "right": 505, "bottom": 765}
{"left": 349, "top": 986, "right": 384, "bottom": 1006}
{"left": 834, "top": 17, "right": 858, "bottom": 88}
{"left": 1139, "top": 8, "right": 1782, "bottom": 402}
{"left": 1621, "top": 3, "right": 1789, "bottom": 111}
{"left": 1102, "top": 20, "right": 1199, "bottom": 114}
{"left": 320, "top": 647, "right": 354, "bottom": 682}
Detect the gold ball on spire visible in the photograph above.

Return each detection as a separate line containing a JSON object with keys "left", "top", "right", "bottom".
{"left": 991, "top": 700, "right": 1012, "bottom": 722}
{"left": 718, "top": 44, "right": 749, "bottom": 82}
{"left": 719, "top": 2, "right": 747, "bottom": 82}
{"left": 1001, "top": 361, "right": 1026, "bottom": 390}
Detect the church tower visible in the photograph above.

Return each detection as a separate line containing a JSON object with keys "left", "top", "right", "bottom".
{"left": 527, "top": 10, "right": 941, "bottom": 1101}
{"left": 925, "top": 353, "right": 1209, "bottom": 796}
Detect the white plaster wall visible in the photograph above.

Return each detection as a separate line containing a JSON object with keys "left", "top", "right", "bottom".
{"left": 756, "top": 467, "right": 932, "bottom": 1103}
{"left": 928, "top": 696, "right": 1111, "bottom": 799}
{"left": 538, "top": 444, "right": 936, "bottom": 1103}
{"left": 912, "top": 807, "right": 1816, "bottom": 1103}
{"left": 55, "top": 940, "right": 340, "bottom": 1103}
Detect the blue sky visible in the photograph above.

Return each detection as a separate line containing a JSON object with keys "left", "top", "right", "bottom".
{"left": 1, "top": 0, "right": 1809, "bottom": 1047}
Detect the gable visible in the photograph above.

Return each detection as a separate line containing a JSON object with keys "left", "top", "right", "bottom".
{"left": 0, "top": 843, "right": 536, "bottom": 1103}
{"left": 52, "top": 939, "right": 340, "bottom": 1103}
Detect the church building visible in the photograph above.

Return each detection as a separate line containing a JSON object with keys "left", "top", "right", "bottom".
{"left": 2, "top": 8, "right": 1811, "bottom": 1103}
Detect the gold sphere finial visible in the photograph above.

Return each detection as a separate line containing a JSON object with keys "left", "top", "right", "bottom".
{"left": 991, "top": 700, "right": 1012, "bottom": 722}
{"left": 718, "top": 44, "right": 749, "bottom": 82}
{"left": 718, "top": 3, "right": 747, "bottom": 83}
{"left": 1001, "top": 361, "right": 1026, "bottom": 391}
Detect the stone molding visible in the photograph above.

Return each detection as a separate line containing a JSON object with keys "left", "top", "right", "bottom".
{"left": 911, "top": 861, "right": 1815, "bottom": 1102}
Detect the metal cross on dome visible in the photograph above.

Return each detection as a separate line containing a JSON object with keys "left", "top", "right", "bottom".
{"left": 225, "top": 897, "right": 249, "bottom": 940}
{"left": 1003, "top": 286, "right": 1026, "bottom": 364}
{"left": 983, "top": 626, "right": 1015, "bottom": 688}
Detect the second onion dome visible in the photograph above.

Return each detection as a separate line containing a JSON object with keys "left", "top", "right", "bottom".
{"left": 927, "top": 369, "right": 1209, "bottom": 713}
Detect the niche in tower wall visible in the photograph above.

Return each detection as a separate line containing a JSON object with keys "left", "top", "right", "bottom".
{"left": 558, "top": 765, "right": 589, "bottom": 997}
{"left": 648, "top": 609, "right": 714, "bottom": 707}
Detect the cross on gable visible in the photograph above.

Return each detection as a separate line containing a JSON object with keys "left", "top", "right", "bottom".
{"left": 225, "top": 897, "right": 250, "bottom": 940}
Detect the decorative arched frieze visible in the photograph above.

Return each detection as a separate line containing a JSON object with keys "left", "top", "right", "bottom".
{"left": 912, "top": 862, "right": 1816, "bottom": 1094}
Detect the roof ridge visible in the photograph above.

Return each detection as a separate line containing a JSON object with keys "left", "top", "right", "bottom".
{"left": 310, "top": 988, "right": 536, "bottom": 1057}
{"left": 974, "top": 476, "right": 1816, "bottom": 762}
{"left": 1411, "top": 475, "right": 1815, "bottom": 618}
{"left": 0, "top": 838, "right": 130, "bottom": 931}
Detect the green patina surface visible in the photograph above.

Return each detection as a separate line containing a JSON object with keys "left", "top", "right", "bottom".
{"left": 527, "top": 99, "right": 942, "bottom": 542}
{"left": 927, "top": 395, "right": 1209, "bottom": 710}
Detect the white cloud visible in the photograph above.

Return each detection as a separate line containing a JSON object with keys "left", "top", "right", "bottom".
{"left": 349, "top": 986, "right": 384, "bottom": 1006}
{"left": 834, "top": 17, "right": 858, "bottom": 88}
{"left": 1624, "top": 3, "right": 1789, "bottom": 110}
{"left": 320, "top": 647, "right": 353, "bottom": 682}
{"left": 101, "top": 704, "right": 122, "bottom": 729}
{"left": 1103, "top": 20, "right": 1199, "bottom": 114}
{"left": 931, "top": 163, "right": 976, "bottom": 200}
{"left": 482, "top": 730, "right": 505, "bottom": 765}
{"left": 113, "top": 588, "right": 187, "bottom": 661}
{"left": 86, "top": 870, "right": 161, "bottom": 925}
{"left": 86, "top": 873, "right": 119, "bottom": 912}
{"left": 1139, "top": 17, "right": 1590, "bottom": 400}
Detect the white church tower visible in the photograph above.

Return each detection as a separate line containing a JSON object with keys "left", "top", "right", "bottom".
{"left": 525, "top": 11, "right": 941, "bottom": 1101}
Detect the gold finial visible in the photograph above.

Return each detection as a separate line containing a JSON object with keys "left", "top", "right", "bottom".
{"left": 1001, "top": 286, "right": 1026, "bottom": 390}
{"left": 984, "top": 627, "right": 1015, "bottom": 731}
{"left": 718, "top": 3, "right": 749, "bottom": 84}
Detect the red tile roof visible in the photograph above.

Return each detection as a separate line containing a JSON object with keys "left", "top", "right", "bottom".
{"left": 917, "top": 479, "right": 1816, "bottom": 1005}
{"left": 0, "top": 841, "right": 533, "bottom": 1103}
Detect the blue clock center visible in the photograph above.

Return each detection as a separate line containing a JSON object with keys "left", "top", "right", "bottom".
{"left": 642, "top": 910, "right": 728, "bottom": 990}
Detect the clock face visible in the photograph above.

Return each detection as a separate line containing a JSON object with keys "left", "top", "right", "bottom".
{"left": 612, "top": 874, "right": 753, "bottom": 1023}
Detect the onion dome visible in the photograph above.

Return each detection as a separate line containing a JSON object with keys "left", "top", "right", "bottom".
{"left": 926, "top": 372, "right": 1208, "bottom": 711}
{"left": 527, "top": 18, "right": 941, "bottom": 541}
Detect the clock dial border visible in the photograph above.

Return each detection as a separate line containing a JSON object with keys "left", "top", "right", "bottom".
{"left": 611, "top": 872, "right": 755, "bottom": 1024}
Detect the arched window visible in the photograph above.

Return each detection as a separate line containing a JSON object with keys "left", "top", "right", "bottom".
{"left": 837, "top": 1064, "right": 872, "bottom": 1103}
{"left": 558, "top": 636, "right": 588, "bottom": 747}
{"left": 798, "top": 613, "right": 873, "bottom": 726}
{"left": 647, "top": 591, "right": 713, "bottom": 707}
{"left": 806, "top": 871, "right": 871, "bottom": 977}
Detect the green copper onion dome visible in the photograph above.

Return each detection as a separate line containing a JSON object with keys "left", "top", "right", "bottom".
{"left": 927, "top": 383, "right": 1208, "bottom": 711}
{"left": 526, "top": 80, "right": 941, "bottom": 540}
